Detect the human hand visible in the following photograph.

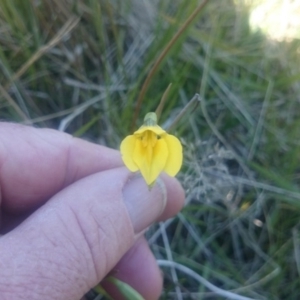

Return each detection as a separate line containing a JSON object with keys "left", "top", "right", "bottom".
{"left": 0, "top": 123, "right": 184, "bottom": 300}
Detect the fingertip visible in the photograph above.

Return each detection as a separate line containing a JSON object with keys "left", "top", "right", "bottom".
{"left": 158, "top": 173, "right": 185, "bottom": 221}
{"left": 102, "top": 237, "right": 163, "bottom": 300}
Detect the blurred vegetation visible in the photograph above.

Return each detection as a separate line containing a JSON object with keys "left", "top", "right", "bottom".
{"left": 1, "top": 0, "right": 300, "bottom": 299}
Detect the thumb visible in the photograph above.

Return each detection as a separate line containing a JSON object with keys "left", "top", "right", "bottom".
{"left": 0, "top": 167, "right": 168, "bottom": 300}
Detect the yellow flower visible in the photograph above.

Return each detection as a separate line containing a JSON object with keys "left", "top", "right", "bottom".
{"left": 120, "top": 112, "right": 182, "bottom": 186}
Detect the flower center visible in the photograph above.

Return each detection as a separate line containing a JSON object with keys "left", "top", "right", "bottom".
{"left": 141, "top": 130, "right": 158, "bottom": 147}
{"left": 141, "top": 130, "right": 159, "bottom": 165}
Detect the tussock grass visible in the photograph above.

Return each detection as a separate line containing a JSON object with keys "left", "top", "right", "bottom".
{"left": 1, "top": 0, "right": 300, "bottom": 299}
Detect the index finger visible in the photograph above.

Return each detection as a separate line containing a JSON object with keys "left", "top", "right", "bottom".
{"left": 0, "top": 123, "right": 123, "bottom": 213}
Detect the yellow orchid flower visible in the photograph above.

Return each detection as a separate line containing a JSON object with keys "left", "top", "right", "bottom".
{"left": 120, "top": 112, "right": 182, "bottom": 186}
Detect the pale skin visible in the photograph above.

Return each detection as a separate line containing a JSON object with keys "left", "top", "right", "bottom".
{"left": 0, "top": 123, "right": 184, "bottom": 300}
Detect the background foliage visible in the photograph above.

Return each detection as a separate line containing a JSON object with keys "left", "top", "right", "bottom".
{"left": 1, "top": 0, "right": 300, "bottom": 299}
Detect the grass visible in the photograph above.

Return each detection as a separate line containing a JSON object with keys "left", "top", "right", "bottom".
{"left": 1, "top": 0, "right": 300, "bottom": 299}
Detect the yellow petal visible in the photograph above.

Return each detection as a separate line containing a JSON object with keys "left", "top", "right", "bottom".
{"left": 163, "top": 134, "right": 183, "bottom": 176}
{"left": 134, "top": 125, "right": 166, "bottom": 136}
{"left": 133, "top": 138, "right": 168, "bottom": 185}
{"left": 120, "top": 135, "right": 139, "bottom": 172}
